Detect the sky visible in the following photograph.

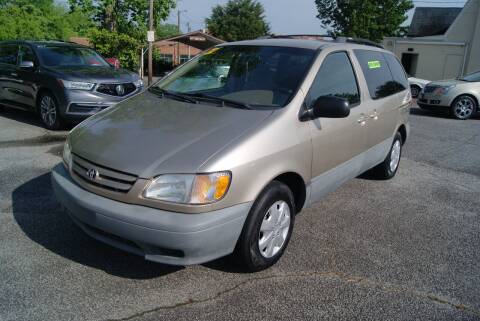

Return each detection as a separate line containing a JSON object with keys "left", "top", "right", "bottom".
{"left": 164, "top": 0, "right": 468, "bottom": 34}
{"left": 58, "top": 0, "right": 469, "bottom": 35}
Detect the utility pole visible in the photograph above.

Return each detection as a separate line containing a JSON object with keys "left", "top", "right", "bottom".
{"left": 148, "top": 0, "right": 154, "bottom": 85}
{"left": 177, "top": 9, "right": 181, "bottom": 66}
{"left": 176, "top": 9, "right": 187, "bottom": 65}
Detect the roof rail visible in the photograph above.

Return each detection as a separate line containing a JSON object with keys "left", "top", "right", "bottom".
{"left": 258, "top": 34, "right": 384, "bottom": 49}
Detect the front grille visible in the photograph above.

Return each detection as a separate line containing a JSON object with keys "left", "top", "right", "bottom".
{"left": 72, "top": 154, "right": 137, "bottom": 193}
{"left": 96, "top": 83, "right": 136, "bottom": 96}
{"left": 423, "top": 85, "right": 438, "bottom": 93}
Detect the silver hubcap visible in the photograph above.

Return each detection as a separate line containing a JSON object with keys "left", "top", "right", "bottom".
{"left": 454, "top": 97, "right": 474, "bottom": 119}
{"left": 40, "top": 96, "right": 56, "bottom": 127}
{"left": 258, "top": 200, "right": 291, "bottom": 258}
{"left": 390, "top": 140, "right": 401, "bottom": 172}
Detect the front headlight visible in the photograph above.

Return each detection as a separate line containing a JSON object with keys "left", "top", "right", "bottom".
{"left": 134, "top": 78, "right": 144, "bottom": 88}
{"left": 62, "top": 140, "right": 72, "bottom": 171}
{"left": 60, "top": 79, "right": 95, "bottom": 90}
{"left": 143, "top": 172, "right": 231, "bottom": 204}
{"left": 433, "top": 85, "right": 455, "bottom": 96}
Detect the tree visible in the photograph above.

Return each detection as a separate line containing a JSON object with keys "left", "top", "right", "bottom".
{"left": 68, "top": 0, "right": 176, "bottom": 41}
{"left": 0, "top": 1, "right": 74, "bottom": 41}
{"left": 315, "top": 0, "right": 413, "bottom": 42}
{"left": 89, "top": 28, "right": 140, "bottom": 71}
{"left": 206, "top": 0, "right": 270, "bottom": 42}
{"left": 156, "top": 23, "right": 180, "bottom": 39}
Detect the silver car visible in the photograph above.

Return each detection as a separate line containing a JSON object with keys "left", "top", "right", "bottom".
{"left": 52, "top": 38, "right": 410, "bottom": 271}
{"left": 418, "top": 71, "right": 480, "bottom": 119}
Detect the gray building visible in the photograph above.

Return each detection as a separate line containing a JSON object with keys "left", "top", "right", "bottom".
{"left": 384, "top": 0, "right": 480, "bottom": 80}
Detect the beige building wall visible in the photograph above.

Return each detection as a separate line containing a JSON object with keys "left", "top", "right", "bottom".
{"left": 383, "top": 0, "right": 479, "bottom": 80}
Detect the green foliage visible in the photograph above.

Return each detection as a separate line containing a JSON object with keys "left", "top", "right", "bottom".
{"left": 89, "top": 28, "right": 140, "bottom": 71}
{"left": 0, "top": 0, "right": 74, "bottom": 41}
{"left": 315, "top": 0, "right": 414, "bottom": 42}
{"left": 156, "top": 23, "right": 179, "bottom": 40}
{"left": 206, "top": 0, "right": 270, "bottom": 42}
{"left": 68, "top": 0, "right": 176, "bottom": 41}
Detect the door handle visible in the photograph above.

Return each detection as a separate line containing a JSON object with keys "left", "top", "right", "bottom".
{"left": 370, "top": 110, "right": 378, "bottom": 120}
{"left": 357, "top": 115, "right": 367, "bottom": 126}
{"left": 11, "top": 72, "right": 18, "bottom": 77}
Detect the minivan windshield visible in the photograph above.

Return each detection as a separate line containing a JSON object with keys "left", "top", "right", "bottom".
{"left": 155, "top": 45, "right": 316, "bottom": 108}
{"left": 36, "top": 46, "right": 109, "bottom": 67}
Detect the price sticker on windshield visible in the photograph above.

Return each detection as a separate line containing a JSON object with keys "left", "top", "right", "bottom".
{"left": 368, "top": 60, "right": 381, "bottom": 69}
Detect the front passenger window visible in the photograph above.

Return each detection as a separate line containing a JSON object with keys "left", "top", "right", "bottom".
{"left": 307, "top": 52, "right": 360, "bottom": 107}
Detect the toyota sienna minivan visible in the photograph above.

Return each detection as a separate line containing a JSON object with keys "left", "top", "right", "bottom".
{"left": 52, "top": 37, "right": 411, "bottom": 271}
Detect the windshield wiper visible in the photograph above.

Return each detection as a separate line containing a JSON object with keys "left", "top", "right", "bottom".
{"left": 184, "top": 93, "right": 251, "bottom": 110}
{"left": 149, "top": 87, "right": 198, "bottom": 104}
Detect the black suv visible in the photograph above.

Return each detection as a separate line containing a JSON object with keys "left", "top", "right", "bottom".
{"left": 0, "top": 41, "right": 143, "bottom": 129}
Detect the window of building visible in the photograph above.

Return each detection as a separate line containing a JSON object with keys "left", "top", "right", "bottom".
{"left": 306, "top": 51, "right": 360, "bottom": 107}
{"left": 180, "top": 55, "right": 190, "bottom": 64}
{"left": 159, "top": 54, "right": 173, "bottom": 63}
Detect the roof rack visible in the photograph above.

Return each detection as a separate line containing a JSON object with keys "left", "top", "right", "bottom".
{"left": 258, "top": 34, "right": 384, "bottom": 49}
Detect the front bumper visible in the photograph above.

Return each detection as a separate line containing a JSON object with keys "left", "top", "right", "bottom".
{"left": 417, "top": 92, "right": 452, "bottom": 108}
{"left": 57, "top": 87, "right": 143, "bottom": 121}
{"left": 51, "top": 164, "right": 251, "bottom": 265}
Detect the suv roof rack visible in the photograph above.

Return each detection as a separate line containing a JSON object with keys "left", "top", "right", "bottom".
{"left": 258, "top": 34, "right": 384, "bottom": 49}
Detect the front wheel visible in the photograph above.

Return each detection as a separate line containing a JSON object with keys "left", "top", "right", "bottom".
{"left": 371, "top": 132, "right": 403, "bottom": 180}
{"left": 38, "top": 92, "right": 64, "bottom": 130}
{"left": 451, "top": 95, "right": 477, "bottom": 120}
{"left": 235, "top": 181, "right": 295, "bottom": 272}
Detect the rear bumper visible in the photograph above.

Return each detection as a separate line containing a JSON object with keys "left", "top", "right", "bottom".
{"left": 51, "top": 164, "right": 251, "bottom": 265}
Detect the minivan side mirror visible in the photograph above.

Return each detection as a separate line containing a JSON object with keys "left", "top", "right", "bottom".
{"left": 300, "top": 96, "right": 350, "bottom": 121}
{"left": 19, "top": 60, "right": 34, "bottom": 69}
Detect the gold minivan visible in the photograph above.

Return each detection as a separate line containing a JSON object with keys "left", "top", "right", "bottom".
{"left": 52, "top": 37, "right": 411, "bottom": 271}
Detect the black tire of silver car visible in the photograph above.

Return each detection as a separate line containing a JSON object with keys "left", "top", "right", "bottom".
{"left": 38, "top": 92, "right": 63, "bottom": 130}
{"left": 451, "top": 95, "right": 477, "bottom": 120}
{"left": 371, "top": 132, "right": 403, "bottom": 180}
{"left": 235, "top": 181, "right": 295, "bottom": 272}
{"left": 410, "top": 85, "right": 421, "bottom": 98}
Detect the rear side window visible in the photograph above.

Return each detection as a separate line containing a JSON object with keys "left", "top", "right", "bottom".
{"left": 0, "top": 44, "right": 18, "bottom": 65}
{"left": 306, "top": 51, "right": 360, "bottom": 107}
{"left": 384, "top": 53, "right": 409, "bottom": 92}
{"left": 354, "top": 49, "right": 407, "bottom": 99}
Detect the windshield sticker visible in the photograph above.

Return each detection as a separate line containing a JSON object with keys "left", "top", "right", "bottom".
{"left": 368, "top": 60, "right": 381, "bottom": 69}
{"left": 204, "top": 47, "right": 220, "bottom": 55}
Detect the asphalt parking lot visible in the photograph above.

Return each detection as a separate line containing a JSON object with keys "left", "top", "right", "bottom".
{"left": 1, "top": 105, "right": 479, "bottom": 321}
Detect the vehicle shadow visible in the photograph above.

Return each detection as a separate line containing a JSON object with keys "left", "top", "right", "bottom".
{"left": 410, "top": 106, "right": 480, "bottom": 120}
{"left": 11, "top": 173, "right": 183, "bottom": 279}
{"left": 0, "top": 107, "right": 76, "bottom": 130}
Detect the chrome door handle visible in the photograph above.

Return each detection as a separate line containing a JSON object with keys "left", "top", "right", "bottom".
{"left": 11, "top": 73, "right": 18, "bottom": 77}
{"left": 370, "top": 110, "right": 378, "bottom": 120}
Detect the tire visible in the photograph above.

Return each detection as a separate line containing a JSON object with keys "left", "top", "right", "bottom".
{"left": 410, "top": 85, "right": 421, "bottom": 98}
{"left": 38, "top": 92, "right": 64, "bottom": 130}
{"left": 235, "top": 181, "right": 295, "bottom": 272}
{"left": 451, "top": 95, "right": 477, "bottom": 120}
{"left": 371, "top": 132, "right": 403, "bottom": 180}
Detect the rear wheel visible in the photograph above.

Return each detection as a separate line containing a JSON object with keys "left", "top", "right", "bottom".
{"left": 235, "top": 181, "right": 295, "bottom": 272}
{"left": 371, "top": 132, "right": 402, "bottom": 180}
{"left": 451, "top": 95, "right": 476, "bottom": 120}
{"left": 38, "top": 92, "right": 64, "bottom": 130}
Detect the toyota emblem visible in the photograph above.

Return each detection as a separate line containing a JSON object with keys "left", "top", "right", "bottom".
{"left": 86, "top": 168, "right": 99, "bottom": 180}
{"left": 115, "top": 84, "right": 125, "bottom": 96}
